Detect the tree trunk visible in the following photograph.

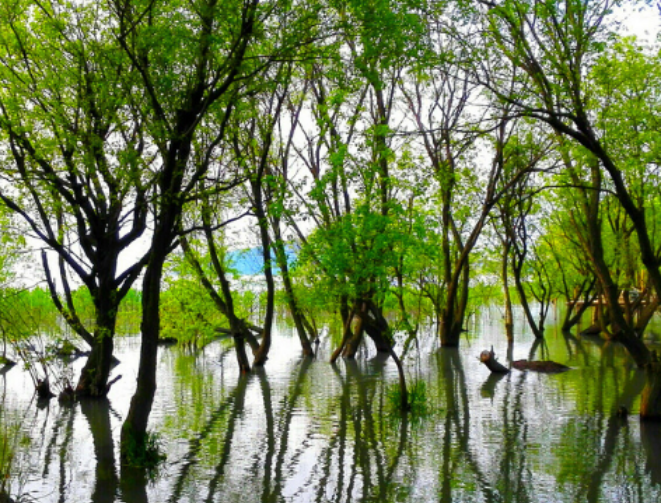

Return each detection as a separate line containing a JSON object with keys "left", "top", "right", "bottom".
{"left": 341, "top": 309, "right": 364, "bottom": 359}
{"left": 641, "top": 352, "right": 661, "bottom": 421}
{"left": 252, "top": 181, "right": 274, "bottom": 367}
{"left": 502, "top": 240, "right": 514, "bottom": 342}
{"left": 120, "top": 253, "right": 164, "bottom": 462}
{"left": 562, "top": 280, "right": 596, "bottom": 332}
{"left": 273, "top": 235, "right": 314, "bottom": 356}
{"left": 76, "top": 291, "right": 118, "bottom": 398}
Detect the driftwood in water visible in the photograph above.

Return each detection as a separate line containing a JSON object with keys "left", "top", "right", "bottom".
{"left": 512, "top": 360, "right": 571, "bottom": 373}
{"left": 479, "top": 347, "right": 510, "bottom": 373}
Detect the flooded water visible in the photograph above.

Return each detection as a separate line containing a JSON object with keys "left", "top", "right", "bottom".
{"left": 2, "top": 307, "right": 661, "bottom": 502}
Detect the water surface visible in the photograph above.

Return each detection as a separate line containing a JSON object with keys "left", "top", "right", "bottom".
{"left": 2, "top": 307, "right": 661, "bottom": 502}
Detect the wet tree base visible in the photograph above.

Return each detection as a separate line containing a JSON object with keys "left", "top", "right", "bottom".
{"left": 580, "top": 324, "right": 602, "bottom": 336}
{"left": 36, "top": 379, "right": 55, "bottom": 399}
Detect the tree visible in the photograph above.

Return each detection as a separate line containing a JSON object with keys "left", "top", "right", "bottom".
{"left": 474, "top": 0, "right": 661, "bottom": 365}
{"left": 114, "top": 0, "right": 320, "bottom": 461}
{"left": 0, "top": 0, "right": 149, "bottom": 397}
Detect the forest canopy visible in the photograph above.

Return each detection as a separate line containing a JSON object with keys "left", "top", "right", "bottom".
{"left": 0, "top": 0, "right": 661, "bottom": 462}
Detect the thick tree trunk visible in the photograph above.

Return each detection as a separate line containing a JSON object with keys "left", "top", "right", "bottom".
{"left": 76, "top": 292, "right": 117, "bottom": 398}
{"left": 440, "top": 262, "right": 470, "bottom": 347}
{"left": 362, "top": 305, "right": 394, "bottom": 353}
{"left": 342, "top": 310, "right": 364, "bottom": 359}
{"left": 640, "top": 352, "right": 661, "bottom": 420}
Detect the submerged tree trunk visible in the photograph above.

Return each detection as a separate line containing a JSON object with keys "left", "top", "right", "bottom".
{"left": 562, "top": 280, "right": 597, "bottom": 332}
{"left": 120, "top": 248, "right": 166, "bottom": 462}
{"left": 640, "top": 351, "right": 661, "bottom": 421}
{"left": 440, "top": 260, "right": 470, "bottom": 347}
{"left": 342, "top": 308, "right": 365, "bottom": 359}
{"left": 76, "top": 290, "right": 118, "bottom": 398}
{"left": 272, "top": 232, "right": 315, "bottom": 357}
{"left": 252, "top": 182, "right": 274, "bottom": 367}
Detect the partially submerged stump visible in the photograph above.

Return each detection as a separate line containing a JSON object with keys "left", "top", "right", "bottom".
{"left": 58, "top": 382, "right": 76, "bottom": 404}
{"left": 511, "top": 360, "right": 571, "bottom": 373}
{"left": 641, "top": 351, "right": 661, "bottom": 421}
{"left": 36, "top": 379, "right": 55, "bottom": 400}
{"left": 479, "top": 347, "right": 510, "bottom": 373}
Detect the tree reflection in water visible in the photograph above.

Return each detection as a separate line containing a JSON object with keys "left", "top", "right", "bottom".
{"left": 3, "top": 315, "right": 661, "bottom": 502}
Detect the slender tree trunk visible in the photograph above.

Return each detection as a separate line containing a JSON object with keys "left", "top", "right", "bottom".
{"left": 252, "top": 183, "right": 274, "bottom": 366}
{"left": 120, "top": 250, "right": 165, "bottom": 461}
{"left": 502, "top": 240, "right": 514, "bottom": 342}
{"left": 272, "top": 231, "right": 314, "bottom": 356}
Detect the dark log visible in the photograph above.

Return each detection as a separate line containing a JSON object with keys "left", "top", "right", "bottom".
{"left": 511, "top": 360, "right": 571, "bottom": 373}
{"left": 479, "top": 347, "right": 510, "bottom": 373}
{"left": 580, "top": 323, "right": 602, "bottom": 336}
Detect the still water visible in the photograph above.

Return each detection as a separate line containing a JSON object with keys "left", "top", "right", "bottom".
{"left": 2, "top": 307, "right": 661, "bottom": 502}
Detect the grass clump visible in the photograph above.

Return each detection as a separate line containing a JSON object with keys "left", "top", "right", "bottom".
{"left": 121, "top": 430, "right": 166, "bottom": 472}
{"left": 387, "top": 379, "right": 432, "bottom": 419}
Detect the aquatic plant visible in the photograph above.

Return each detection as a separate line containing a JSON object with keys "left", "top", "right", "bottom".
{"left": 387, "top": 379, "right": 431, "bottom": 418}
{"left": 120, "top": 429, "right": 167, "bottom": 472}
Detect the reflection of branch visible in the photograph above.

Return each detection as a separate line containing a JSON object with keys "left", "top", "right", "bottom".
{"left": 167, "top": 377, "right": 248, "bottom": 503}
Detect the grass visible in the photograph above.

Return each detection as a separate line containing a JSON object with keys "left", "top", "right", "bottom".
{"left": 387, "top": 379, "right": 432, "bottom": 419}
{"left": 121, "top": 429, "right": 167, "bottom": 473}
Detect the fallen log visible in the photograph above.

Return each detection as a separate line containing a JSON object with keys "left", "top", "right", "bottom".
{"left": 479, "top": 347, "right": 510, "bottom": 373}
{"left": 511, "top": 360, "right": 571, "bottom": 373}
{"left": 580, "top": 324, "right": 601, "bottom": 336}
